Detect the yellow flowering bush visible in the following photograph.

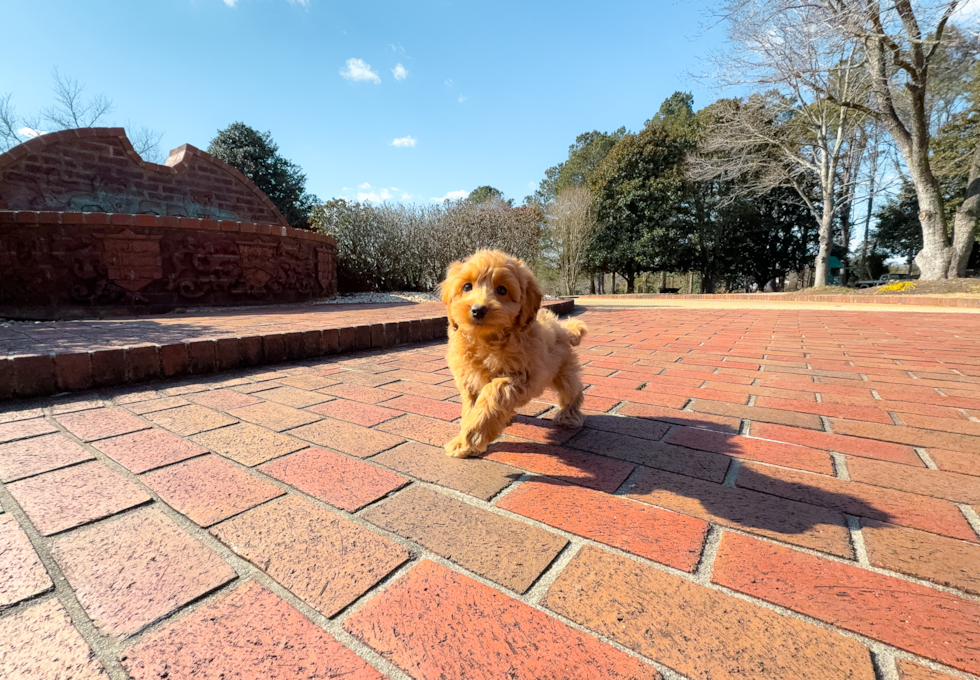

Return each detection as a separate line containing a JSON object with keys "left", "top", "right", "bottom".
{"left": 876, "top": 281, "right": 916, "bottom": 293}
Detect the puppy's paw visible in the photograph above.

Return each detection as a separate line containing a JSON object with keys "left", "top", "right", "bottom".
{"left": 552, "top": 407, "right": 585, "bottom": 429}
{"left": 445, "top": 436, "right": 479, "bottom": 458}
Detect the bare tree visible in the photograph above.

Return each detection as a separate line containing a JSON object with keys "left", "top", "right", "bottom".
{"left": 0, "top": 70, "right": 163, "bottom": 162}
{"left": 547, "top": 187, "right": 598, "bottom": 295}
{"left": 694, "top": 3, "right": 868, "bottom": 286}
{"left": 735, "top": 0, "right": 979, "bottom": 278}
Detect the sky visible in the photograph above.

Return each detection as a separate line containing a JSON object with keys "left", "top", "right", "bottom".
{"left": 2, "top": 0, "right": 735, "bottom": 205}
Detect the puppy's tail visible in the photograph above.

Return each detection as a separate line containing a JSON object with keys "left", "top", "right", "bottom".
{"left": 560, "top": 318, "right": 588, "bottom": 347}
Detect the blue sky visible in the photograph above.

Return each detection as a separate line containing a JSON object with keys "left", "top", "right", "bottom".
{"left": 3, "top": 0, "right": 731, "bottom": 205}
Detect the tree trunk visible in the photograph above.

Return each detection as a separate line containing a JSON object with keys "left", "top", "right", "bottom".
{"left": 814, "top": 211, "right": 833, "bottom": 288}
{"left": 657, "top": 271, "right": 666, "bottom": 291}
{"left": 701, "top": 272, "right": 715, "bottom": 294}
{"left": 688, "top": 271, "right": 694, "bottom": 294}
{"left": 590, "top": 274, "right": 596, "bottom": 294}
{"left": 948, "top": 146, "right": 980, "bottom": 278}
{"left": 626, "top": 271, "right": 635, "bottom": 294}
{"left": 912, "top": 182, "right": 952, "bottom": 280}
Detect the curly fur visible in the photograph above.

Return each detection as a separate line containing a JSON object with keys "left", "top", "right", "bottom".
{"left": 438, "top": 249, "right": 588, "bottom": 458}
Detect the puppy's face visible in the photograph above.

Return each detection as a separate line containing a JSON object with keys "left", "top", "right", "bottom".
{"left": 440, "top": 250, "right": 541, "bottom": 335}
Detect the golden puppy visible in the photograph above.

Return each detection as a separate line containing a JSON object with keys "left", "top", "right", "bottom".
{"left": 439, "top": 250, "right": 588, "bottom": 458}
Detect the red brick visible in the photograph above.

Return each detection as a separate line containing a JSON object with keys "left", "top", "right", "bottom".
{"left": 185, "top": 388, "right": 261, "bottom": 410}
{"left": 55, "top": 408, "right": 149, "bottom": 441}
{"left": 307, "top": 398, "right": 399, "bottom": 426}
{"left": 120, "top": 580, "right": 383, "bottom": 680}
{"left": 617, "top": 401, "right": 741, "bottom": 433}
{"left": 831, "top": 419, "right": 980, "bottom": 453}
{"left": 569, "top": 428, "right": 731, "bottom": 482}
{"left": 0, "top": 599, "right": 108, "bottom": 680}
{"left": 8, "top": 461, "right": 150, "bottom": 535}
{"left": 581, "top": 373, "right": 647, "bottom": 390}
{"left": 159, "top": 342, "right": 189, "bottom": 377}
{"left": 0, "top": 405, "right": 44, "bottom": 424}
{"left": 900, "top": 411, "right": 980, "bottom": 436}
{"left": 376, "top": 414, "right": 459, "bottom": 446}
{"left": 711, "top": 532, "right": 980, "bottom": 676}
{"left": 211, "top": 495, "right": 409, "bottom": 617}
{"left": 627, "top": 467, "right": 853, "bottom": 557}
{"left": 821, "top": 392, "right": 966, "bottom": 419}
{"left": 289, "top": 418, "right": 404, "bottom": 457}
{"left": 372, "top": 441, "right": 517, "bottom": 499}
{"left": 0, "top": 514, "right": 52, "bottom": 606}
{"left": 144, "top": 404, "right": 238, "bottom": 435}
{"left": 929, "top": 448, "right": 980, "bottom": 477}
{"left": 12, "top": 354, "right": 57, "bottom": 398}
{"left": 581, "top": 394, "right": 621, "bottom": 411}
{"left": 383, "top": 368, "right": 451, "bottom": 384}
{"left": 581, "top": 412, "right": 671, "bottom": 440}
{"left": 330, "top": 370, "right": 399, "bottom": 387}
{"left": 54, "top": 351, "right": 94, "bottom": 391}
{"left": 142, "top": 455, "right": 283, "bottom": 526}
{"left": 896, "top": 659, "right": 963, "bottom": 680}
{"left": 259, "top": 447, "right": 407, "bottom": 511}
{"left": 701, "top": 380, "right": 819, "bottom": 401}
{"left": 0, "top": 433, "right": 93, "bottom": 482}
{"left": 276, "top": 373, "right": 339, "bottom": 390}
{"left": 586, "top": 383, "right": 688, "bottom": 408}
{"left": 503, "top": 414, "right": 580, "bottom": 444}
{"left": 380, "top": 393, "right": 462, "bottom": 421}
{"left": 545, "top": 545, "right": 875, "bottom": 680}
{"left": 847, "top": 456, "right": 980, "bottom": 504}
{"left": 737, "top": 461, "right": 977, "bottom": 541}
{"left": 500, "top": 479, "right": 709, "bottom": 571}
{"left": 750, "top": 421, "right": 922, "bottom": 465}
{"left": 382, "top": 380, "right": 457, "bottom": 400}
{"left": 667, "top": 427, "right": 834, "bottom": 475}
{"left": 124, "top": 395, "right": 189, "bottom": 414}
{"left": 484, "top": 438, "right": 633, "bottom": 493}
{"left": 690, "top": 399, "right": 824, "bottom": 429}
{"left": 755, "top": 396, "right": 893, "bottom": 423}
{"left": 226, "top": 401, "right": 317, "bottom": 431}
{"left": 90, "top": 348, "right": 127, "bottom": 388}
{"left": 345, "top": 560, "right": 658, "bottom": 680}
{"left": 92, "top": 428, "right": 207, "bottom": 473}
{"left": 362, "top": 485, "right": 566, "bottom": 592}
{"left": 190, "top": 422, "right": 307, "bottom": 466}
{"left": 862, "top": 519, "right": 980, "bottom": 595}
{"left": 125, "top": 345, "right": 162, "bottom": 382}
{"left": 319, "top": 382, "right": 400, "bottom": 404}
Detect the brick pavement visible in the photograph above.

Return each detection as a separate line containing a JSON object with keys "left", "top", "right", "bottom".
{"left": 0, "top": 306, "right": 979, "bottom": 679}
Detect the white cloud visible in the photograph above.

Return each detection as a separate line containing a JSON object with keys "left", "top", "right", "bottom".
{"left": 527, "top": 181, "right": 537, "bottom": 189}
{"left": 340, "top": 58, "right": 381, "bottom": 84}
{"left": 390, "top": 136, "right": 417, "bottom": 147}
{"left": 458, "top": 95, "right": 467, "bottom": 103}
{"left": 357, "top": 182, "right": 372, "bottom": 189}
{"left": 223, "top": 0, "right": 237, "bottom": 5}
{"left": 431, "top": 190, "right": 469, "bottom": 202}
{"left": 401, "top": 192, "right": 413, "bottom": 200}
{"left": 288, "top": 0, "right": 310, "bottom": 5}
{"left": 444, "top": 79, "right": 454, "bottom": 87}
{"left": 358, "top": 188, "right": 394, "bottom": 202}
{"left": 392, "top": 64, "right": 408, "bottom": 80}
{"left": 18, "top": 127, "right": 45, "bottom": 139}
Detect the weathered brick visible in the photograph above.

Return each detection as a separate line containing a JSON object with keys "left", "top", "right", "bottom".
{"left": 345, "top": 560, "right": 659, "bottom": 680}
{"left": 307, "top": 398, "right": 398, "bottom": 426}
{"left": 381, "top": 394, "right": 462, "bottom": 421}
{"left": 749, "top": 421, "right": 923, "bottom": 465}
{"left": 361, "top": 485, "right": 566, "bottom": 592}
{"left": 616, "top": 401, "right": 741, "bottom": 433}
{"left": 484, "top": 438, "right": 634, "bottom": 493}
{"left": 190, "top": 422, "right": 307, "bottom": 466}
{"left": 377, "top": 413, "right": 458, "bottom": 447}
{"left": 755, "top": 396, "right": 893, "bottom": 423}
{"left": 12, "top": 354, "right": 57, "bottom": 398}
{"left": 586, "top": 383, "right": 688, "bottom": 409}
{"left": 711, "top": 532, "right": 980, "bottom": 676}
{"left": 120, "top": 580, "right": 383, "bottom": 680}
{"left": 0, "top": 433, "right": 93, "bottom": 482}
{"left": 50, "top": 507, "right": 235, "bottom": 636}
{"left": 124, "top": 395, "right": 189, "bottom": 414}
{"left": 0, "top": 599, "right": 107, "bottom": 680}
{"left": 224, "top": 401, "right": 315, "bottom": 432}
{"left": 831, "top": 419, "right": 980, "bottom": 454}
{"left": 185, "top": 388, "right": 261, "bottom": 411}
{"left": 320, "top": 382, "right": 399, "bottom": 403}
{"left": 690, "top": 399, "right": 824, "bottom": 429}
{"left": 251, "top": 385, "right": 331, "bottom": 408}
{"left": 896, "top": 660, "right": 962, "bottom": 680}
{"left": 569, "top": 428, "right": 731, "bottom": 482}
{"left": 144, "top": 404, "right": 237, "bottom": 436}
{"left": 372, "top": 441, "right": 517, "bottom": 500}
{"left": 90, "top": 348, "right": 127, "bottom": 388}
{"left": 928, "top": 448, "right": 980, "bottom": 477}
{"left": 56, "top": 408, "right": 149, "bottom": 442}
{"left": 545, "top": 545, "right": 875, "bottom": 680}
{"left": 0, "top": 514, "right": 52, "bottom": 606}
{"left": 142, "top": 455, "right": 283, "bottom": 526}
{"left": 861, "top": 519, "right": 980, "bottom": 595}
{"left": 500, "top": 479, "right": 709, "bottom": 571}
{"left": 736, "top": 461, "right": 978, "bottom": 542}
{"left": 277, "top": 373, "right": 339, "bottom": 390}
{"left": 259, "top": 447, "right": 407, "bottom": 511}
{"left": 92, "top": 428, "right": 207, "bottom": 474}
{"left": 159, "top": 342, "right": 189, "bottom": 377}
{"left": 124, "top": 345, "right": 161, "bottom": 382}
{"left": 210, "top": 495, "right": 409, "bottom": 617}
{"left": 290, "top": 417, "right": 404, "bottom": 457}
{"left": 8, "top": 461, "right": 150, "bottom": 535}
{"left": 54, "top": 351, "right": 94, "bottom": 391}
{"left": 626, "top": 467, "right": 853, "bottom": 557}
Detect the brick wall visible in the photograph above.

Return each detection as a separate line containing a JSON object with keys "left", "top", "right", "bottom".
{"left": 0, "top": 128, "right": 287, "bottom": 226}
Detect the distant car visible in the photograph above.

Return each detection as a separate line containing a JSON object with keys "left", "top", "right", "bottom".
{"left": 853, "top": 273, "right": 911, "bottom": 289}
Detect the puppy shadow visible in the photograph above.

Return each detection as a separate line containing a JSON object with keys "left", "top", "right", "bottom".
{"left": 484, "top": 411, "right": 894, "bottom": 539}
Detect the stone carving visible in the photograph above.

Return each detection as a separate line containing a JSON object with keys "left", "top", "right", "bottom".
{"left": 97, "top": 230, "right": 164, "bottom": 292}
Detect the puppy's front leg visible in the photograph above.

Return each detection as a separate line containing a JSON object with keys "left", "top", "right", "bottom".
{"left": 445, "top": 377, "right": 522, "bottom": 458}
{"left": 458, "top": 385, "right": 478, "bottom": 419}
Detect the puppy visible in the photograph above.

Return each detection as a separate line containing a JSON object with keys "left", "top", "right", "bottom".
{"left": 439, "top": 250, "right": 588, "bottom": 458}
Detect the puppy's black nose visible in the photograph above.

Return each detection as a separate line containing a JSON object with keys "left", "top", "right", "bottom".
{"left": 470, "top": 305, "right": 488, "bottom": 320}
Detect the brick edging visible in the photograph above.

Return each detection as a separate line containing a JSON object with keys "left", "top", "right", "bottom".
{"left": 0, "top": 299, "right": 575, "bottom": 400}
{"left": 0, "top": 211, "right": 334, "bottom": 245}
{"left": 576, "top": 293, "right": 980, "bottom": 308}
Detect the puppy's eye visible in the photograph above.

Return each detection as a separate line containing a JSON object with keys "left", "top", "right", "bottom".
{"left": 496, "top": 286, "right": 507, "bottom": 296}
{"left": 462, "top": 282, "right": 472, "bottom": 292}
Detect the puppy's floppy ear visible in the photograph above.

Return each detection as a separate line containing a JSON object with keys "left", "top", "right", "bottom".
{"left": 517, "top": 262, "right": 542, "bottom": 328}
{"left": 439, "top": 261, "right": 464, "bottom": 307}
